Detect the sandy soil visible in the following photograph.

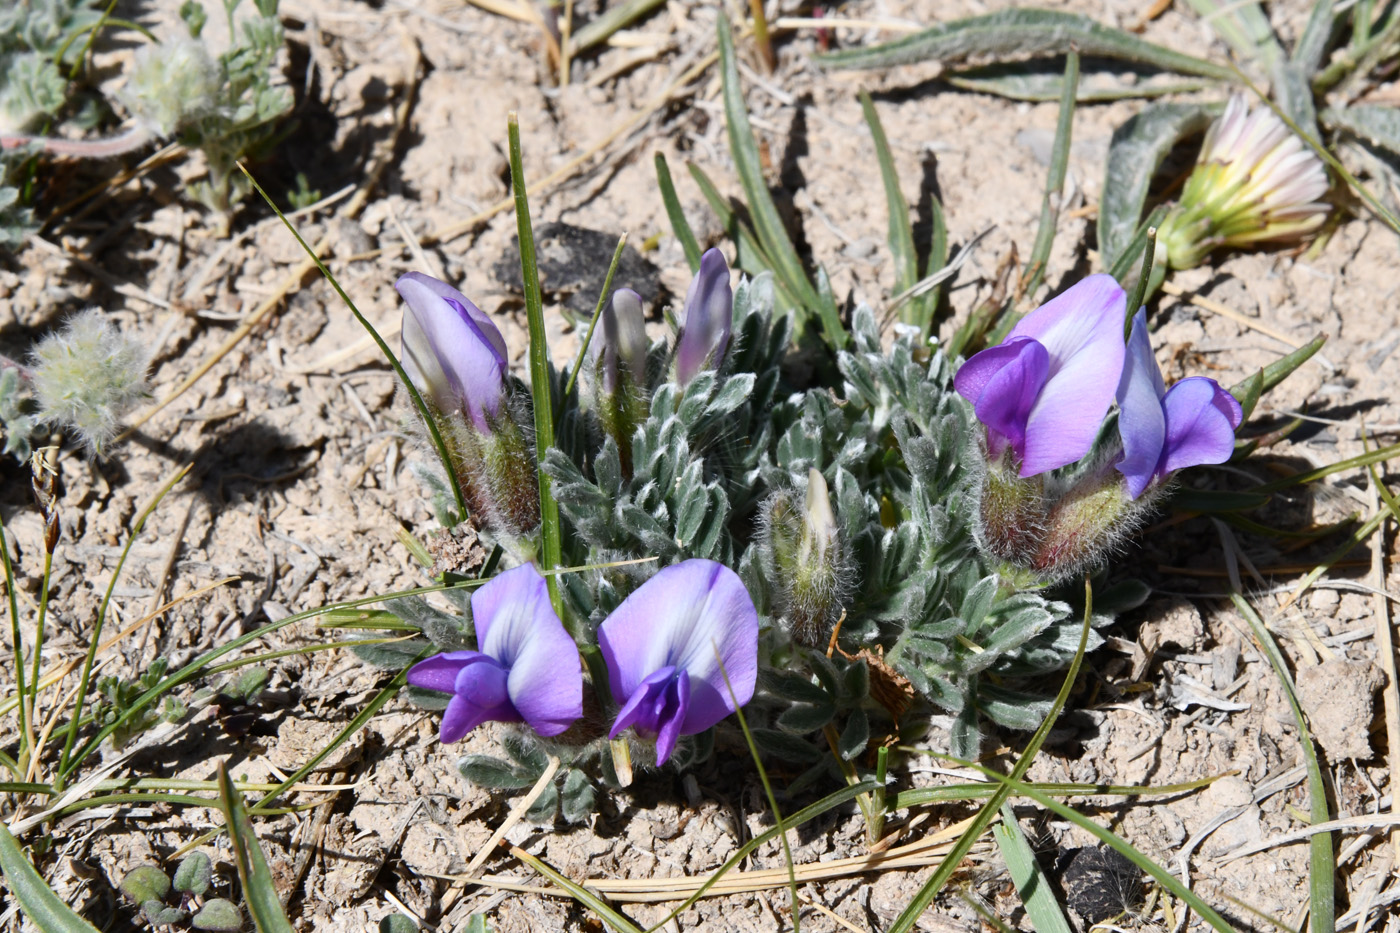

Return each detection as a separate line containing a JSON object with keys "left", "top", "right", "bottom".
{"left": 3, "top": 0, "right": 1399, "bottom": 931}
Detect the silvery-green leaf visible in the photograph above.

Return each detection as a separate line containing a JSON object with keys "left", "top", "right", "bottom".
{"left": 458, "top": 755, "right": 534, "bottom": 790}
{"left": 818, "top": 9, "right": 1234, "bottom": 80}
{"left": 749, "top": 728, "right": 823, "bottom": 762}
{"left": 1099, "top": 102, "right": 1216, "bottom": 271}
{"left": 1326, "top": 105, "right": 1400, "bottom": 158}
{"left": 560, "top": 769, "right": 596, "bottom": 824}
{"left": 1182, "top": 0, "right": 1282, "bottom": 67}
{"left": 525, "top": 782, "right": 560, "bottom": 824}
{"left": 192, "top": 899, "right": 243, "bottom": 932}
{"left": 837, "top": 709, "right": 869, "bottom": 760}
{"left": 1292, "top": 0, "right": 1337, "bottom": 71}
{"left": 173, "top": 851, "right": 212, "bottom": 896}
{"left": 1271, "top": 61, "right": 1318, "bottom": 140}
{"left": 946, "top": 63, "right": 1212, "bottom": 101}
{"left": 777, "top": 702, "right": 836, "bottom": 734}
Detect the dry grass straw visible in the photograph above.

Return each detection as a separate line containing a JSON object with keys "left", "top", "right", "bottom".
{"left": 466, "top": 813, "right": 987, "bottom": 904}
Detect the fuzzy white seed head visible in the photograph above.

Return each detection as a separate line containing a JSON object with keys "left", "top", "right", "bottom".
{"left": 29, "top": 309, "right": 150, "bottom": 455}
{"left": 119, "top": 37, "right": 221, "bottom": 138}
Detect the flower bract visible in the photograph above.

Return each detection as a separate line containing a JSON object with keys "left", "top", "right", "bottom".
{"left": 954, "top": 274, "right": 1126, "bottom": 477}
{"left": 1115, "top": 310, "right": 1243, "bottom": 498}
{"left": 598, "top": 559, "right": 758, "bottom": 765}
{"left": 407, "top": 564, "right": 581, "bottom": 741}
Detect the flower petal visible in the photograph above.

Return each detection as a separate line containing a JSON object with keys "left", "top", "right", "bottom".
{"left": 1115, "top": 310, "right": 1167, "bottom": 499}
{"left": 440, "top": 692, "right": 496, "bottom": 744}
{"left": 957, "top": 337, "right": 1049, "bottom": 462}
{"left": 395, "top": 272, "right": 508, "bottom": 430}
{"left": 598, "top": 560, "right": 758, "bottom": 735}
{"left": 1159, "top": 377, "right": 1243, "bottom": 475}
{"left": 675, "top": 249, "right": 733, "bottom": 384}
{"left": 1011, "top": 275, "right": 1126, "bottom": 476}
{"left": 471, "top": 564, "right": 583, "bottom": 737}
{"left": 406, "top": 650, "right": 481, "bottom": 694}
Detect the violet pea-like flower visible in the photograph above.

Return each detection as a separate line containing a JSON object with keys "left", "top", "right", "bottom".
{"left": 599, "top": 560, "right": 758, "bottom": 765}
{"left": 395, "top": 272, "right": 509, "bottom": 433}
{"left": 1115, "top": 310, "right": 1243, "bottom": 499}
{"left": 954, "top": 274, "right": 1127, "bottom": 477}
{"left": 674, "top": 248, "right": 734, "bottom": 385}
{"left": 407, "top": 564, "right": 582, "bottom": 742}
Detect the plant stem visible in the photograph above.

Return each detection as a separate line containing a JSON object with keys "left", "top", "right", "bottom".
{"left": 1, "top": 126, "right": 152, "bottom": 159}
{"left": 0, "top": 514, "right": 34, "bottom": 768}
{"left": 0, "top": 353, "right": 34, "bottom": 381}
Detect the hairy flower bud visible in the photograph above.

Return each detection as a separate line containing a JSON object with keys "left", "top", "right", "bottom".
{"left": 763, "top": 470, "right": 853, "bottom": 648}
{"left": 395, "top": 272, "right": 539, "bottom": 539}
{"left": 588, "top": 288, "right": 649, "bottom": 472}
{"left": 1158, "top": 96, "right": 1330, "bottom": 270}
{"left": 674, "top": 248, "right": 733, "bottom": 385}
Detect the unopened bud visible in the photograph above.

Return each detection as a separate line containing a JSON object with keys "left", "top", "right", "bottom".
{"left": 763, "top": 470, "right": 853, "bottom": 648}
{"left": 588, "top": 288, "right": 649, "bottom": 474}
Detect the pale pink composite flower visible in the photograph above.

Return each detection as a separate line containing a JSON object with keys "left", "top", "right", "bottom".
{"left": 1159, "top": 96, "right": 1330, "bottom": 269}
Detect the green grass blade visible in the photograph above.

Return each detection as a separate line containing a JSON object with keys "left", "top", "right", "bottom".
{"left": 945, "top": 66, "right": 1210, "bottom": 102}
{"left": 506, "top": 114, "right": 565, "bottom": 619}
{"left": 893, "top": 774, "right": 1226, "bottom": 809}
{"left": 817, "top": 9, "right": 1236, "bottom": 81}
{"left": 1229, "top": 594, "right": 1333, "bottom": 933}
{"left": 717, "top": 14, "right": 846, "bottom": 349}
{"left": 655, "top": 153, "right": 702, "bottom": 273}
{"left": 235, "top": 163, "right": 469, "bottom": 523}
{"left": 859, "top": 90, "right": 922, "bottom": 332}
{"left": 1020, "top": 50, "right": 1080, "bottom": 307}
{"left": 568, "top": 0, "right": 665, "bottom": 55}
{"left": 512, "top": 847, "right": 644, "bottom": 933}
{"left": 994, "top": 806, "right": 1074, "bottom": 933}
{"left": 1252, "top": 441, "right": 1400, "bottom": 492}
{"left": 59, "top": 462, "right": 190, "bottom": 780}
{"left": 217, "top": 763, "right": 297, "bottom": 933}
{"left": 1123, "top": 226, "right": 1158, "bottom": 322}
{"left": 644, "top": 781, "right": 879, "bottom": 931}
{"left": 887, "top": 581, "right": 1094, "bottom": 933}
{"left": 956, "top": 765, "right": 1239, "bottom": 933}
{"left": 1, "top": 502, "right": 30, "bottom": 763}
{"left": 0, "top": 824, "right": 102, "bottom": 933}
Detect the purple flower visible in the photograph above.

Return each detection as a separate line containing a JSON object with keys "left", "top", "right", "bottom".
{"left": 674, "top": 249, "right": 733, "bottom": 385}
{"left": 1115, "top": 310, "right": 1243, "bottom": 499}
{"left": 395, "top": 272, "right": 509, "bottom": 433}
{"left": 954, "top": 275, "right": 1127, "bottom": 477}
{"left": 407, "top": 564, "right": 581, "bottom": 741}
{"left": 599, "top": 560, "right": 758, "bottom": 765}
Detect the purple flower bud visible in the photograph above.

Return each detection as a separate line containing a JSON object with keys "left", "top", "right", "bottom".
{"left": 1115, "top": 310, "right": 1243, "bottom": 499}
{"left": 955, "top": 275, "right": 1127, "bottom": 477}
{"left": 407, "top": 564, "right": 581, "bottom": 741}
{"left": 674, "top": 249, "right": 733, "bottom": 385}
{"left": 395, "top": 272, "right": 509, "bottom": 433}
{"left": 599, "top": 559, "right": 758, "bottom": 765}
{"left": 594, "top": 288, "right": 648, "bottom": 395}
